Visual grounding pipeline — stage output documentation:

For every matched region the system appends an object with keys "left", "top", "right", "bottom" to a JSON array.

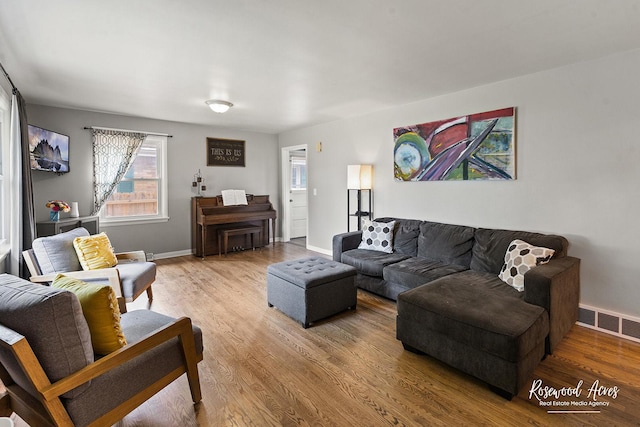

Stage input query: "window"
[
  {"left": 100, "top": 134, "right": 168, "bottom": 225},
  {"left": 290, "top": 157, "right": 307, "bottom": 190}
]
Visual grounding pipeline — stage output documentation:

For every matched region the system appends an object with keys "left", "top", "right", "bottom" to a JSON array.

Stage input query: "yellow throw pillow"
[
  {"left": 73, "top": 232, "right": 118, "bottom": 270},
  {"left": 52, "top": 274, "right": 127, "bottom": 355}
]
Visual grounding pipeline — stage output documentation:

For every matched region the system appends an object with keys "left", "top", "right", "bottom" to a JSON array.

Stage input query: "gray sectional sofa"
[{"left": 332, "top": 217, "right": 580, "bottom": 397}]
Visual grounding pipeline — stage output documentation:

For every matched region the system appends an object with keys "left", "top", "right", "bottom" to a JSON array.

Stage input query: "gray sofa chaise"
[{"left": 333, "top": 218, "right": 580, "bottom": 397}]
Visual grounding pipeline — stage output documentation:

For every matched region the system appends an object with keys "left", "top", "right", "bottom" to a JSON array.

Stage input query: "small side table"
[
  {"left": 36, "top": 216, "right": 100, "bottom": 237},
  {"left": 347, "top": 189, "right": 372, "bottom": 231}
]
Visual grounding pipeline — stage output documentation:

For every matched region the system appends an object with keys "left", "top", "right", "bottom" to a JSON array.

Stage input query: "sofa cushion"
[
  {"left": 119, "top": 309, "right": 203, "bottom": 355},
  {"left": 471, "top": 228, "right": 568, "bottom": 274},
  {"left": 31, "top": 227, "right": 90, "bottom": 274},
  {"left": 341, "top": 249, "right": 410, "bottom": 277},
  {"left": 383, "top": 258, "right": 468, "bottom": 289},
  {"left": 375, "top": 218, "right": 422, "bottom": 257},
  {"left": 0, "top": 274, "right": 94, "bottom": 398},
  {"left": 358, "top": 220, "right": 395, "bottom": 253},
  {"left": 51, "top": 274, "right": 127, "bottom": 355},
  {"left": 397, "top": 270, "right": 549, "bottom": 362},
  {"left": 498, "top": 240, "right": 555, "bottom": 292},
  {"left": 417, "top": 222, "right": 475, "bottom": 267}
]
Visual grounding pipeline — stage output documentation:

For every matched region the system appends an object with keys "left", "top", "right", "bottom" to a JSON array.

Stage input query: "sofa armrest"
[
  {"left": 524, "top": 256, "right": 580, "bottom": 354},
  {"left": 332, "top": 231, "right": 362, "bottom": 262}
]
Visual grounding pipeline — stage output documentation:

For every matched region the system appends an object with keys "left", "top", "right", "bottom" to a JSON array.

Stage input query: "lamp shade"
[
  {"left": 205, "top": 100, "right": 233, "bottom": 113},
  {"left": 347, "top": 164, "right": 373, "bottom": 190}
]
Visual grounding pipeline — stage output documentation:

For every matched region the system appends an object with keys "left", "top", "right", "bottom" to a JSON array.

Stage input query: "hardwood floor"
[{"left": 10, "top": 243, "right": 640, "bottom": 426}]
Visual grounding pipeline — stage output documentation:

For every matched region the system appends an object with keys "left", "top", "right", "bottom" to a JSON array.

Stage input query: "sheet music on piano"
[{"left": 221, "top": 189, "right": 248, "bottom": 206}]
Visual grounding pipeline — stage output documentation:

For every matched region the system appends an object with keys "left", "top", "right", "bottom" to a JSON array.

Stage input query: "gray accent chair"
[
  {"left": 23, "top": 227, "right": 155, "bottom": 309},
  {"left": 0, "top": 273, "right": 203, "bottom": 426}
]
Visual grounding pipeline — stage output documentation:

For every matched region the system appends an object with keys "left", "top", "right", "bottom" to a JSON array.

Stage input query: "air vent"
[{"left": 578, "top": 304, "right": 640, "bottom": 344}]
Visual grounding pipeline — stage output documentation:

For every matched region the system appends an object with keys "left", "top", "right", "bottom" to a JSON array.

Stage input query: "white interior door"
[
  {"left": 290, "top": 190, "right": 307, "bottom": 238},
  {"left": 289, "top": 151, "right": 307, "bottom": 239}
]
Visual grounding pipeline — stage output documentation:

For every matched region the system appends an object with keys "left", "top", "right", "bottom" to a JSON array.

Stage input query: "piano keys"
[{"left": 191, "top": 195, "right": 277, "bottom": 257}]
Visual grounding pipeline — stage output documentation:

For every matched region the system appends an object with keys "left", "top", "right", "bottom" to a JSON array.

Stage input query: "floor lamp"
[{"left": 347, "top": 164, "right": 373, "bottom": 231}]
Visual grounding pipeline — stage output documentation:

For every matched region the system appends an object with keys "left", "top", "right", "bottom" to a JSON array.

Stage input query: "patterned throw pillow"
[
  {"left": 498, "top": 239, "right": 555, "bottom": 291},
  {"left": 358, "top": 220, "right": 395, "bottom": 253},
  {"left": 73, "top": 232, "right": 118, "bottom": 270}
]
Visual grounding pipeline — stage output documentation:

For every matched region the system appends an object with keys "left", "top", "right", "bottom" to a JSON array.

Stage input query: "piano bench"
[{"left": 217, "top": 225, "right": 263, "bottom": 256}]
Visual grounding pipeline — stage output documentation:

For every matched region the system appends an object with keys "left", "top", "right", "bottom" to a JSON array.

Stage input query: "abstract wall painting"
[{"left": 393, "top": 107, "right": 516, "bottom": 181}]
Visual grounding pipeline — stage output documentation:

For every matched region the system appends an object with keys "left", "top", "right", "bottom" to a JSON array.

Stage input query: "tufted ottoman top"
[{"left": 267, "top": 257, "right": 357, "bottom": 289}]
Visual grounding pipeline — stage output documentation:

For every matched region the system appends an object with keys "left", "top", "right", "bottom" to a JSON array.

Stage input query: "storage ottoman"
[{"left": 267, "top": 257, "right": 357, "bottom": 328}]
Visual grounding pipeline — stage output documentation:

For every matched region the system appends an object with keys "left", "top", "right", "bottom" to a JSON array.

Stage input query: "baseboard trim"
[
  {"left": 307, "top": 244, "right": 331, "bottom": 256},
  {"left": 153, "top": 249, "right": 193, "bottom": 260},
  {"left": 578, "top": 304, "right": 640, "bottom": 344},
  {"left": 153, "top": 238, "right": 307, "bottom": 260}
]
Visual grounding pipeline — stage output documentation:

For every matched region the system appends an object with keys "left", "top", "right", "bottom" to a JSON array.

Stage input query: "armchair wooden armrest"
[
  {"left": 28, "top": 269, "right": 126, "bottom": 313},
  {"left": 29, "top": 268, "right": 123, "bottom": 297},
  {"left": 116, "top": 250, "right": 147, "bottom": 263},
  {"left": 42, "top": 317, "right": 201, "bottom": 403}
]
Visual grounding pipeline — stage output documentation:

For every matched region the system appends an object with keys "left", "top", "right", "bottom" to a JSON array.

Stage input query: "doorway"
[{"left": 281, "top": 145, "right": 308, "bottom": 244}]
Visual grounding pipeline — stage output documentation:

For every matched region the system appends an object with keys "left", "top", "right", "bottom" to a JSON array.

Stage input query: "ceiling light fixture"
[{"left": 205, "top": 99, "right": 233, "bottom": 113}]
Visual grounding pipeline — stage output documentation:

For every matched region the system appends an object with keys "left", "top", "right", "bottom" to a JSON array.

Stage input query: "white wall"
[
  {"left": 279, "top": 48, "right": 640, "bottom": 318},
  {"left": 27, "top": 105, "right": 279, "bottom": 255}
]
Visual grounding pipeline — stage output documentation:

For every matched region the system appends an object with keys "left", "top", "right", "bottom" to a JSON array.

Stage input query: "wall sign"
[{"left": 206, "top": 137, "right": 245, "bottom": 167}]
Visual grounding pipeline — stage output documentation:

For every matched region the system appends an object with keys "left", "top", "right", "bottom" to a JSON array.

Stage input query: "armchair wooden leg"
[
  {"left": 0, "top": 391, "right": 12, "bottom": 417},
  {"left": 146, "top": 286, "right": 153, "bottom": 302},
  {"left": 186, "top": 363, "right": 202, "bottom": 404},
  {"left": 117, "top": 297, "right": 127, "bottom": 314},
  {"left": 177, "top": 320, "right": 202, "bottom": 404}
]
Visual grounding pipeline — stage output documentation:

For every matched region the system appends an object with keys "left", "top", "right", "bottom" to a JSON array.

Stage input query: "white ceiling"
[{"left": 1, "top": 0, "right": 640, "bottom": 134}]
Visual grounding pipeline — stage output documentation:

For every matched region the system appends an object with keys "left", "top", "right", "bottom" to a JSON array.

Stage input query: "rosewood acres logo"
[{"left": 528, "top": 378, "right": 620, "bottom": 413}]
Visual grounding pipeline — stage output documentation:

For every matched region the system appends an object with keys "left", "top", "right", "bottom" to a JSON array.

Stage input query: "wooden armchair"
[
  {"left": 0, "top": 274, "right": 203, "bottom": 426},
  {"left": 23, "top": 227, "right": 155, "bottom": 308}
]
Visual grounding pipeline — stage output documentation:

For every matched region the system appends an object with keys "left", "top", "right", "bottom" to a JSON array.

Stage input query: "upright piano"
[{"left": 191, "top": 195, "right": 277, "bottom": 257}]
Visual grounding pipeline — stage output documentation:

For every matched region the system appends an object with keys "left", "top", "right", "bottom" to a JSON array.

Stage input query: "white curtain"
[
  {"left": 8, "top": 94, "right": 22, "bottom": 275},
  {"left": 92, "top": 129, "right": 146, "bottom": 215}
]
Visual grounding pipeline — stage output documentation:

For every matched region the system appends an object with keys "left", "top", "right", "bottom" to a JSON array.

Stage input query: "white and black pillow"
[
  {"left": 498, "top": 239, "right": 555, "bottom": 291},
  {"left": 358, "top": 220, "right": 395, "bottom": 253}
]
